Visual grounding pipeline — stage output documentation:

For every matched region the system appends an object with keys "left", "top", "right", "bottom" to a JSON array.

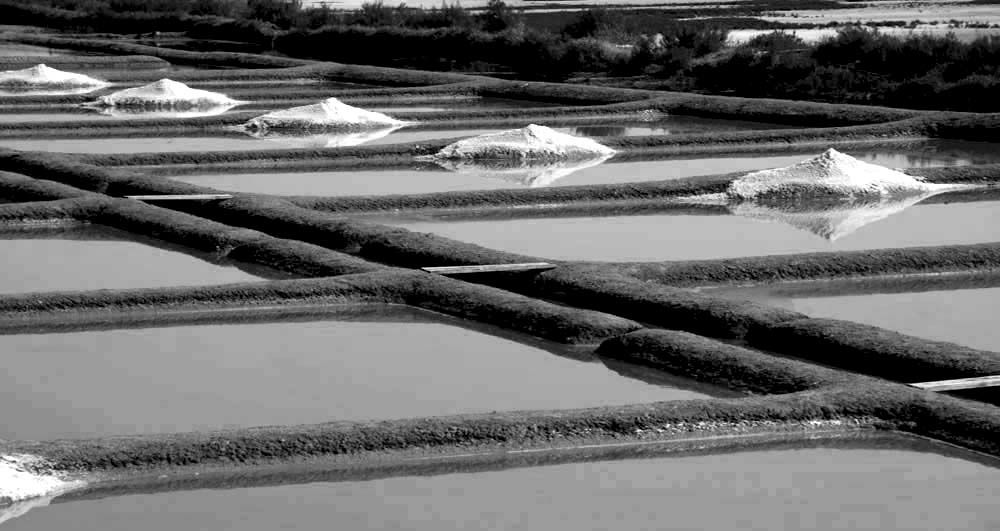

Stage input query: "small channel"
[
  {"left": 0, "top": 306, "right": 724, "bottom": 441},
  {"left": 375, "top": 200, "right": 1000, "bottom": 262},
  {"left": 5, "top": 436, "right": 999, "bottom": 530},
  {"left": 0, "top": 225, "right": 267, "bottom": 294},
  {"left": 169, "top": 140, "right": 1000, "bottom": 195}
]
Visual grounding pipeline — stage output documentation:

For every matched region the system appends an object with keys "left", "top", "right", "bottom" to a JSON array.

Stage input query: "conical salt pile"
[
  {"left": 727, "top": 148, "right": 953, "bottom": 202},
  {"left": 94, "top": 79, "right": 240, "bottom": 108},
  {"left": 432, "top": 124, "right": 616, "bottom": 161},
  {"left": 243, "top": 97, "right": 408, "bottom": 130},
  {"left": 0, "top": 64, "right": 106, "bottom": 88}
]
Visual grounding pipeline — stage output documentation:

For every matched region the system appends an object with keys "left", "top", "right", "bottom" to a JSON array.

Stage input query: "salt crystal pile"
[
  {"left": 0, "top": 64, "right": 106, "bottom": 88},
  {"left": 431, "top": 124, "right": 616, "bottom": 161},
  {"left": 727, "top": 148, "right": 953, "bottom": 202},
  {"left": 243, "top": 97, "right": 408, "bottom": 131},
  {"left": 0, "top": 454, "right": 82, "bottom": 508},
  {"left": 94, "top": 79, "right": 240, "bottom": 108}
]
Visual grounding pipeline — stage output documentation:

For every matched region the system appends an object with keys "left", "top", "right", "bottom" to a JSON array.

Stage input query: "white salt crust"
[
  {"left": 0, "top": 64, "right": 106, "bottom": 88},
  {"left": 0, "top": 454, "right": 82, "bottom": 507},
  {"left": 431, "top": 124, "right": 617, "bottom": 161},
  {"left": 94, "top": 79, "right": 240, "bottom": 108},
  {"left": 243, "top": 97, "right": 409, "bottom": 130},
  {"left": 727, "top": 148, "right": 955, "bottom": 200}
]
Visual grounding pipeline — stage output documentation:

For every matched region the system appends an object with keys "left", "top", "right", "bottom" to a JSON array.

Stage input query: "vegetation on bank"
[{"left": 5, "top": 1, "right": 1000, "bottom": 110}]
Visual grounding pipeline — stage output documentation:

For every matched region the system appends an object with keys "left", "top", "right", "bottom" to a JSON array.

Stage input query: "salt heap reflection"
[
  {"left": 244, "top": 124, "right": 407, "bottom": 148},
  {"left": 432, "top": 154, "right": 614, "bottom": 187},
  {"left": 684, "top": 149, "right": 973, "bottom": 240},
  {"left": 430, "top": 124, "right": 616, "bottom": 161}
]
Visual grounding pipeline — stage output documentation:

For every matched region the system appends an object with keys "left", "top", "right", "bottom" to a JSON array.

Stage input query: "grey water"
[
  {"left": 5, "top": 443, "right": 999, "bottom": 530},
  {"left": 169, "top": 140, "right": 1000, "bottom": 195},
  {"left": 709, "top": 284, "right": 1000, "bottom": 352},
  {"left": 0, "top": 226, "right": 262, "bottom": 294},
  {"left": 378, "top": 200, "right": 1000, "bottom": 262},
  {"left": 0, "top": 307, "right": 719, "bottom": 441}
]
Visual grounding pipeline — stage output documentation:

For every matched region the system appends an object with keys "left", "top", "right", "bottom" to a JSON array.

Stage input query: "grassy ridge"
[
  {"left": 0, "top": 197, "right": 102, "bottom": 224},
  {"left": 0, "top": 268, "right": 642, "bottom": 344},
  {"left": 0, "top": 54, "right": 170, "bottom": 70},
  {"left": 598, "top": 329, "right": 853, "bottom": 394},
  {"left": 624, "top": 243, "right": 1000, "bottom": 287},
  {"left": 0, "top": 170, "right": 93, "bottom": 201},
  {"left": 748, "top": 318, "right": 1000, "bottom": 382},
  {"left": 532, "top": 266, "right": 806, "bottom": 339},
  {"left": 5, "top": 384, "right": 1000, "bottom": 473},
  {"left": 291, "top": 173, "right": 735, "bottom": 213},
  {"left": 10, "top": 34, "right": 312, "bottom": 68}
]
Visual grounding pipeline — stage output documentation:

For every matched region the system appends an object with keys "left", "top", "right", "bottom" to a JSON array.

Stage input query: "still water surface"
[
  {"left": 5, "top": 446, "right": 999, "bottom": 530},
  {"left": 0, "top": 227, "right": 261, "bottom": 294},
  {"left": 0, "top": 310, "right": 714, "bottom": 440},
  {"left": 382, "top": 200, "right": 1000, "bottom": 262},
  {"left": 714, "top": 285, "right": 1000, "bottom": 352},
  {"left": 171, "top": 141, "right": 1000, "bottom": 195}
]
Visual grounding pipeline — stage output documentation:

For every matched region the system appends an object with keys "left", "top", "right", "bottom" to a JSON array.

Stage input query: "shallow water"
[
  {"left": 0, "top": 116, "right": 790, "bottom": 153},
  {"left": 6, "top": 444, "right": 1000, "bottom": 530},
  {"left": 169, "top": 140, "right": 1000, "bottom": 195},
  {"left": 0, "top": 109, "right": 248, "bottom": 123},
  {"left": 0, "top": 308, "right": 716, "bottom": 440},
  {"left": 714, "top": 285, "right": 1000, "bottom": 352},
  {"left": 0, "top": 44, "right": 87, "bottom": 57},
  {"left": 0, "top": 226, "right": 262, "bottom": 294},
  {"left": 380, "top": 200, "right": 1000, "bottom": 262}
]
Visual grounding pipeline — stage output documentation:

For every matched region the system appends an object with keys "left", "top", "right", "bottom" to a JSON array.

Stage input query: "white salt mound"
[
  {"left": 0, "top": 64, "right": 106, "bottom": 88},
  {"left": 432, "top": 124, "right": 616, "bottom": 161},
  {"left": 95, "top": 79, "right": 240, "bottom": 108},
  {"left": 434, "top": 154, "right": 614, "bottom": 188},
  {"left": 727, "top": 148, "right": 954, "bottom": 201},
  {"left": 0, "top": 454, "right": 82, "bottom": 507},
  {"left": 243, "top": 97, "right": 408, "bottom": 130}
]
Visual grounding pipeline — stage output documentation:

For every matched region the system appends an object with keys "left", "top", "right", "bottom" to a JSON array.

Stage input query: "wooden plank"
[
  {"left": 125, "top": 194, "right": 234, "bottom": 201},
  {"left": 909, "top": 375, "right": 1000, "bottom": 392},
  {"left": 422, "top": 262, "right": 556, "bottom": 275}
]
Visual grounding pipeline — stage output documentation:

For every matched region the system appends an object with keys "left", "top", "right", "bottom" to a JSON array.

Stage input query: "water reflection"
[
  {"left": 433, "top": 154, "right": 614, "bottom": 187},
  {"left": 87, "top": 103, "right": 241, "bottom": 119},
  {"left": 0, "top": 86, "right": 104, "bottom": 97},
  {"left": 242, "top": 124, "right": 408, "bottom": 148},
  {"left": 728, "top": 192, "right": 941, "bottom": 241}
]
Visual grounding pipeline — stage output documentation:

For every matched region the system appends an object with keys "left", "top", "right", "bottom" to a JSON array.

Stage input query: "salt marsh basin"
[
  {"left": 6, "top": 439, "right": 999, "bottom": 531},
  {"left": 0, "top": 307, "right": 722, "bottom": 440}
]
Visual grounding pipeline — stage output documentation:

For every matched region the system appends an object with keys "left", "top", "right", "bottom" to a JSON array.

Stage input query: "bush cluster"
[{"left": 688, "top": 27, "right": 1000, "bottom": 111}]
